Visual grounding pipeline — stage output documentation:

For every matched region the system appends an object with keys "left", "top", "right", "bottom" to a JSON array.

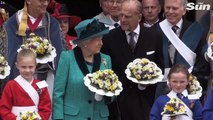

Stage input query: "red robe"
[
  {"left": 0, "top": 15, "right": 4, "bottom": 26},
  {"left": 0, "top": 79, "right": 51, "bottom": 120}
]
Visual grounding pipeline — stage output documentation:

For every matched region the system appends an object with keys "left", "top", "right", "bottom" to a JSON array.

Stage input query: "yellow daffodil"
[
  {"left": 19, "top": 111, "right": 41, "bottom": 120},
  {"left": 161, "top": 98, "right": 186, "bottom": 116}
]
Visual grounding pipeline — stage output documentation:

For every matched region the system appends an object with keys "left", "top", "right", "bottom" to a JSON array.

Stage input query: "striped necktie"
[
  {"left": 128, "top": 32, "right": 137, "bottom": 52},
  {"left": 169, "top": 25, "right": 179, "bottom": 64},
  {"left": 177, "top": 93, "right": 184, "bottom": 99},
  {"left": 172, "top": 25, "right": 179, "bottom": 34}
]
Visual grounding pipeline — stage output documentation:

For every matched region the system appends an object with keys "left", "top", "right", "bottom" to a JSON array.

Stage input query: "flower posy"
[
  {"left": 161, "top": 98, "right": 186, "bottom": 116},
  {"left": 187, "top": 74, "right": 202, "bottom": 94},
  {"left": 21, "top": 33, "right": 54, "bottom": 58},
  {"left": 89, "top": 69, "right": 119, "bottom": 92},
  {"left": 19, "top": 111, "right": 41, "bottom": 120},
  {"left": 129, "top": 58, "right": 159, "bottom": 80},
  {"left": 0, "top": 54, "right": 8, "bottom": 76}
]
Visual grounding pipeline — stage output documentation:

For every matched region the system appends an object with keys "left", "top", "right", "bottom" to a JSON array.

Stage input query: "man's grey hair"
[
  {"left": 181, "top": 0, "right": 188, "bottom": 9},
  {"left": 123, "top": 0, "right": 142, "bottom": 15},
  {"left": 164, "top": 0, "right": 188, "bottom": 9}
]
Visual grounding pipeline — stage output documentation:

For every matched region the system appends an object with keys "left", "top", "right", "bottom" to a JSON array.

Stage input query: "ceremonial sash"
[
  {"left": 159, "top": 19, "right": 196, "bottom": 67},
  {"left": 14, "top": 75, "right": 39, "bottom": 106}
]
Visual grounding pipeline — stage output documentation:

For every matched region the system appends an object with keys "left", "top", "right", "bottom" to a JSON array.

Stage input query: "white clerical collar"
[
  {"left": 108, "top": 15, "right": 120, "bottom": 25},
  {"left": 28, "top": 14, "right": 38, "bottom": 24},
  {"left": 170, "top": 89, "right": 188, "bottom": 97},
  {"left": 144, "top": 19, "right": 159, "bottom": 27}
]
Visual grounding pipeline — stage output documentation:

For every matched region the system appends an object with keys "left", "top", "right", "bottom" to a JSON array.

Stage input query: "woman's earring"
[{"left": 84, "top": 45, "right": 87, "bottom": 48}]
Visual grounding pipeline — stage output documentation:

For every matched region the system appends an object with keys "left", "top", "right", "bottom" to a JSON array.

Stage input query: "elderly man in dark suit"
[
  {"left": 155, "top": 0, "right": 210, "bottom": 100},
  {"left": 101, "top": 0, "right": 164, "bottom": 120}
]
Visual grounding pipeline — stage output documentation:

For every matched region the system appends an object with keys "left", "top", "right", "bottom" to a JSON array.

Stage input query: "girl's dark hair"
[
  {"left": 162, "top": 64, "right": 189, "bottom": 94},
  {"left": 167, "top": 64, "right": 189, "bottom": 80}
]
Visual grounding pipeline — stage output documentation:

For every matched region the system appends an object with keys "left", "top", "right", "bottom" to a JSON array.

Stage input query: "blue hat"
[{"left": 73, "top": 19, "right": 109, "bottom": 44}]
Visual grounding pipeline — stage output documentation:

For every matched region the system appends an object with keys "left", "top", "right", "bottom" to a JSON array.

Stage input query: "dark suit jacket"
[
  {"left": 101, "top": 25, "right": 164, "bottom": 120},
  {"left": 181, "top": 20, "right": 210, "bottom": 91}
]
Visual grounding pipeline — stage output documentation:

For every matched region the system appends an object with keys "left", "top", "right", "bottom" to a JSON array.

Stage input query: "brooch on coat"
[
  {"left": 37, "top": 88, "right": 42, "bottom": 95},
  {"left": 101, "top": 58, "right": 107, "bottom": 68},
  {"left": 36, "top": 80, "right": 48, "bottom": 95}
]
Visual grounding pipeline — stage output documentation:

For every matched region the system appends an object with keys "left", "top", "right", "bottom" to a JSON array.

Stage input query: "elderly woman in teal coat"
[{"left": 52, "top": 19, "right": 112, "bottom": 120}]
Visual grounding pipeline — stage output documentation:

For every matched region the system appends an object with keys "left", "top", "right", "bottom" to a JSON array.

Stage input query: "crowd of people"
[{"left": 0, "top": 0, "right": 212, "bottom": 120}]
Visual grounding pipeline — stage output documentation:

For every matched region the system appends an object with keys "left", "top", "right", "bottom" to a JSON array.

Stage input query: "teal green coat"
[{"left": 52, "top": 50, "right": 112, "bottom": 120}]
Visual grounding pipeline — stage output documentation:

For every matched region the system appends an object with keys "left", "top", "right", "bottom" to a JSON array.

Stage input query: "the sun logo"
[{"left": 187, "top": 2, "right": 211, "bottom": 11}]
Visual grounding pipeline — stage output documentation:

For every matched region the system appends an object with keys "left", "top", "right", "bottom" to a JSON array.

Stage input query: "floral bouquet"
[
  {"left": 18, "top": 33, "right": 56, "bottom": 64},
  {"left": 125, "top": 58, "right": 163, "bottom": 85},
  {"left": 187, "top": 74, "right": 202, "bottom": 99},
  {"left": 0, "top": 54, "right": 10, "bottom": 79},
  {"left": 84, "top": 69, "right": 123, "bottom": 99},
  {"left": 19, "top": 111, "right": 41, "bottom": 120},
  {"left": 161, "top": 98, "right": 186, "bottom": 117}
]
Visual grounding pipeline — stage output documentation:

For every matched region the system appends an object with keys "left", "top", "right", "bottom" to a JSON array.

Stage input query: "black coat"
[{"left": 101, "top": 25, "right": 164, "bottom": 120}]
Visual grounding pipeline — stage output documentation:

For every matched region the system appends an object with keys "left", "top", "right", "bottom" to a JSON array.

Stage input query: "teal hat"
[{"left": 73, "top": 19, "right": 109, "bottom": 44}]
